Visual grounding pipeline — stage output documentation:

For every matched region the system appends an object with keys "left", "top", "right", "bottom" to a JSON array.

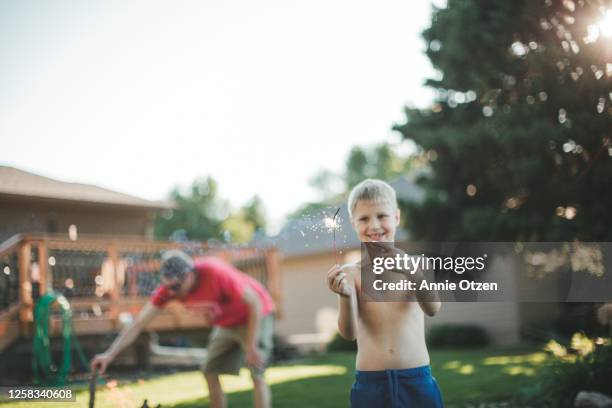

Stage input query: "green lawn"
[{"left": 1, "top": 346, "right": 549, "bottom": 408}]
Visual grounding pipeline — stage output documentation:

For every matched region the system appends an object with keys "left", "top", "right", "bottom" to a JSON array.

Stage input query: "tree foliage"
[
  {"left": 154, "top": 177, "right": 226, "bottom": 241},
  {"left": 395, "top": 0, "right": 612, "bottom": 241},
  {"left": 345, "top": 144, "right": 410, "bottom": 189},
  {"left": 287, "top": 143, "right": 411, "bottom": 220},
  {"left": 154, "top": 177, "right": 268, "bottom": 243},
  {"left": 221, "top": 195, "right": 268, "bottom": 243}
]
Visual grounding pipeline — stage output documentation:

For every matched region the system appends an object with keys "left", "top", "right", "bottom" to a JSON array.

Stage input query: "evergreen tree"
[{"left": 395, "top": 0, "right": 612, "bottom": 241}]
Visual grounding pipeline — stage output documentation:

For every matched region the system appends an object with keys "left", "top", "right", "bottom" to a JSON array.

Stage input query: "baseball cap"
[{"left": 160, "top": 250, "right": 194, "bottom": 280}]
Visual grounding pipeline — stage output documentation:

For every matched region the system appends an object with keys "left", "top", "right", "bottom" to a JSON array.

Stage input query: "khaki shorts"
[{"left": 201, "top": 314, "right": 274, "bottom": 377}]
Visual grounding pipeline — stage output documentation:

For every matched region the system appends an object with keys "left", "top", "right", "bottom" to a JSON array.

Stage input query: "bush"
[
  {"left": 517, "top": 334, "right": 612, "bottom": 407},
  {"left": 427, "top": 324, "right": 490, "bottom": 348},
  {"left": 326, "top": 332, "right": 357, "bottom": 352}
]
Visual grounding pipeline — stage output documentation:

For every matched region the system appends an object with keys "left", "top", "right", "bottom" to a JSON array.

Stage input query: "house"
[
  {"left": 0, "top": 166, "right": 282, "bottom": 376},
  {"left": 0, "top": 166, "right": 170, "bottom": 241}
]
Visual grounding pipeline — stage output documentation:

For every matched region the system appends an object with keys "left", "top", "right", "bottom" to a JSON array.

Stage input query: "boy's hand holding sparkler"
[
  {"left": 324, "top": 207, "right": 356, "bottom": 297},
  {"left": 325, "top": 207, "right": 354, "bottom": 296},
  {"left": 327, "top": 264, "right": 354, "bottom": 297}
]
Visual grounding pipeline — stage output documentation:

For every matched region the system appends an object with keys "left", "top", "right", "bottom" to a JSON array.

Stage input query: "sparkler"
[{"left": 324, "top": 208, "right": 342, "bottom": 264}]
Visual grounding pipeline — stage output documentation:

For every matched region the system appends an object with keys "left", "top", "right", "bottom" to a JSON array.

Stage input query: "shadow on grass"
[
  {"left": 170, "top": 371, "right": 354, "bottom": 408},
  {"left": 430, "top": 348, "right": 549, "bottom": 405},
  {"left": 49, "top": 348, "right": 542, "bottom": 408},
  {"left": 169, "top": 348, "right": 547, "bottom": 407}
]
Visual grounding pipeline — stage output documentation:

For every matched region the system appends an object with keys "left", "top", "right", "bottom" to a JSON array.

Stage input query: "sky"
[{"left": 0, "top": 0, "right": 439, "bottom": 231}]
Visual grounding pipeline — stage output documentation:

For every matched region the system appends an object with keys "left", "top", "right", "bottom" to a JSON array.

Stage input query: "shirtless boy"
[{"left": 327, "top": 179, "right": 443, "bottom": 407}]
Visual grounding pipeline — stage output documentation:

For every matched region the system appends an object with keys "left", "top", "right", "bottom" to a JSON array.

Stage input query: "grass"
[{"left": 0, "top": 346, "right": 549, "bottom": 408}]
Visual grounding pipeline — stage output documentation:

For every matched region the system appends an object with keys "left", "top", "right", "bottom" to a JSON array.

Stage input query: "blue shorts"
[{"left": 350, "top": 365, "right": 444, "bottom": 408}]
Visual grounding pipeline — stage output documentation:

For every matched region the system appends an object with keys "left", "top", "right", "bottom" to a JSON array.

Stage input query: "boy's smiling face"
[{"left": 351, "top": 199, "right": 400, "bottom": 242}]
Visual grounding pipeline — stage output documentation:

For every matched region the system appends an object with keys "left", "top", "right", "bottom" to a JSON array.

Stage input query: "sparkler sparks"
[
  {"left": 324, "top": 213, "right": 340, "bottom": 232},
  {"left": 324, "top": 208, "right": 342, "bottom": 264},
  {"left": 293, "top": 208, "right": 345, "bottom": 262}
]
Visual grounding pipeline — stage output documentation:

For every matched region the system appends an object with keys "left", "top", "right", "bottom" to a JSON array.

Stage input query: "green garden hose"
[{"left": 32, "top": 293, "right": 89, "bottom": 386}]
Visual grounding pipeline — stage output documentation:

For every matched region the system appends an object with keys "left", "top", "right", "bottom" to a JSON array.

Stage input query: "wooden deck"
[{"left": 0, "top": 234, "right": 280, "bottom": 352}]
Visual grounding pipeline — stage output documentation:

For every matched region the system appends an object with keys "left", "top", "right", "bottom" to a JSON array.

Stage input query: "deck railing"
[{"left": 0, "top": 234, "right": 281, "bottom": 352}]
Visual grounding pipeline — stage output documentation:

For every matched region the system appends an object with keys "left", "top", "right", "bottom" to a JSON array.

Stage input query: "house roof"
[
  {"left": 272, "top": 203, "right": 363, "bottom": 258},
  {"left": 0, "top": 166, "right": 171, "bottom": 209},
  {"left": 258, "top": 175, "right": 423, "bottom": 258}
]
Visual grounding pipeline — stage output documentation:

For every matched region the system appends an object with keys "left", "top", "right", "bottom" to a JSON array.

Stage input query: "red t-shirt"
[{"left": 151, "top": 257, "right": 275, "bottom": 327}]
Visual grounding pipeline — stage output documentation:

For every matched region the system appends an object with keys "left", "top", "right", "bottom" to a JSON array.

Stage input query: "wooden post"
[
  {"left": 37, "top": 240, "right": 48, "bottom": 296},
  {"left": 128, "top": 263, "right": 138, "bottom": 297},
  {"left": 18, "top": 241, "right": 32, "bottom": 336},
  {"left": 265, "top": 248, "right": 282, "bottom": 319},
  {"left": 107, "top": 241, "right": 120, "bottom": 327}
]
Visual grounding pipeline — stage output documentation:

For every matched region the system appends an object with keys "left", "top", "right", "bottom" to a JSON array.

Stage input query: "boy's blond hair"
[{"left": 347, "top": 179, "right": 397, "bottom": 219}]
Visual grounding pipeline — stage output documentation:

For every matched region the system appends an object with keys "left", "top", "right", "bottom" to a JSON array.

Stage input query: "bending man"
[{"left": 91, "top": 250, "right": 275, "bottom": 408}]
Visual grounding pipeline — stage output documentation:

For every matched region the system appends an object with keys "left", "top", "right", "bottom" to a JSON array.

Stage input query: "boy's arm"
[
  {"left": 327, "top": 265, "right": 358, "bottom": 340},
  {"left": 410, "top": 271, "right": 441, "bottom": 316},
  {"left": 367, "top": 242, "right": 441, "bottom": 316}
]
